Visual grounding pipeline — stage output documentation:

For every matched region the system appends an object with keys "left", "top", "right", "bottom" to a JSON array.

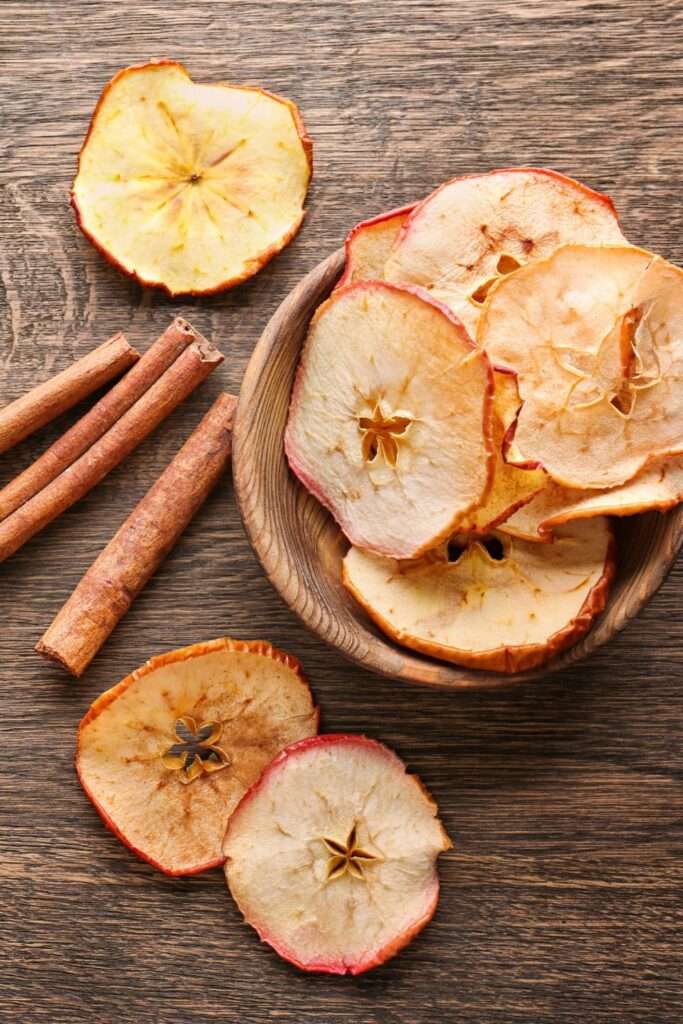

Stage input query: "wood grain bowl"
[{"left": 233, "top": 249, "right": 683, "bottom": 690}]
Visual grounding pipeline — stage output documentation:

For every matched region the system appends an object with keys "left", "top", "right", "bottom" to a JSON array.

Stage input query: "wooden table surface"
[{"left": 2, "top": 2, "right": 682, "bottom": 1022}]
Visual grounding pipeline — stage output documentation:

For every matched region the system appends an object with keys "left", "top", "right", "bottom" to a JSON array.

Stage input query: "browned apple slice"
[
  {"left": 72, "top": 61, "right": 312, "bottom": 296},
  {"left": 285, "top": 281, "right": 494, "bottom": 558},
  {"left": 76, "top": 638, "right": 318, "bottom": 876},
  {"left": 501, "top": 455, "right": 683, "bottom": 541},
  {"left": 456, "top": 370, "right": 546, "bottom": 533},
  {"left": 343, "top": 519, "right": 615, "bottom": 673},
  {"left": 479, "top": 245, "right": 683, "bottom": 489},
  {"left": 223, "top": 734, "right": 451, "bottom": 974},
  {"left": 384, "top": 168, "right": 626, "bottom": 337},
  {"left": 335, "top": 203, "right": 416, "bottom": 289}
]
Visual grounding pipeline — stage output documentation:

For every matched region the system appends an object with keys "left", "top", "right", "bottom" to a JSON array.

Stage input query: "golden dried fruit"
[
  {"left": 479, "top": 246, "right": 683, "bottom": 488},
  {"left": 335, "top": 203, "right": 415, "bottom": 289},
  {"left": 455, "top": 370, "right": 546, "bottom": 533},
  {"left": 501, "top": 455, "right": 683, "bottom": 541},
  {"left": 76, "top": 638, "right": 318, "bottom": 875},
  {"left": 72, "top": 61, "right": 312, "bottom": 295},
  {"left": 343, "top": 520, "right": 615, "bottom": 672}
]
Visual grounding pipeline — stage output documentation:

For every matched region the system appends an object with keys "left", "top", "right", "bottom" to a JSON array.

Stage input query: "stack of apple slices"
[{"left": 286, "top": 168, "right": 683, "bottom": 672}]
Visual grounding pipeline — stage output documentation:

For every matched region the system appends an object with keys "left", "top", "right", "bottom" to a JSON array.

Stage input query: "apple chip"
[
  {"left": 285, "top": 281, "right": 494, "bottom": 558},
  {"left": 335, "top": 203, "right": 415, "bottom": 289},
  {"left": 76, "top": 638, "right": 318, "bottom": 876},
  {"left": 224, "top": 734, "right": 451, "bottom": 974},
  {"left": 456, "top": 370, "right": 546, "bottom": 533},
  {"left": 501, "top": 455, "right": 683, "bottom": 541},
  {"left": 343, "top": 519, "right": 615, "bottom": 673},
  {"left": 384, "top": 168, "right": 625, "bottom": 337},
  {"left": 479, "top": 245, "right": 683, "bottom": 488},
  {"left": 72, "top": 60, "right": 312, "bottom": 295}
]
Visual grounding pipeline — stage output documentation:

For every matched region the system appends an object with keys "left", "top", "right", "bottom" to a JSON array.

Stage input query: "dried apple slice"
[
  {"left": 71, "top": 60, "right": 312, "bottom": 296},
  {"left": 223, "top": 734, "right": 451, "bottom": 974},
  {"left": 501, "top": 455, "right": 683, "bottom": 541},
  {"left": 479, "top": 245, "right": 683, "bottom": 489},
  {"left": 76, "top": 638, "right": 318, "bottom": 876},
  {"left": 456, "top": 369, "right": 546, "bottom": 532},
  {"left": 343, "top": 519, "right": 615, "bottom": 673},
  {"left": 285, "top": 281, "right": 494, "bottom": 558},
  {"left": 335, "top": 203, "right": 416, "bottom": 289},
  {"left": 499, "top": 486, "right": 581, "bottom": 543},
  {"left": 384, "top": 167, "right": 625, "bottom": 337}
]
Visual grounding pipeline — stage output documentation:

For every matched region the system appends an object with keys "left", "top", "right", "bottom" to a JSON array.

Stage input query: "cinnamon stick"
[
  {"left": 0, "top": 333, "right": 139, "bottom": 455},
  {"left": 0, "top": 333, "right": 223, "bottom": 563},
  {"left": 36, "top": 393, "right": 237, "bottom": 677},
  {"left": 0, "top": 318, "right": 198, "bottom": 522}
]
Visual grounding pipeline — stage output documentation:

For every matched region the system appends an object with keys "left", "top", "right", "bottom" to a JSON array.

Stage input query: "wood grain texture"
[{"left": 1, "top": 2, "right": 682, "bottom": 1022}]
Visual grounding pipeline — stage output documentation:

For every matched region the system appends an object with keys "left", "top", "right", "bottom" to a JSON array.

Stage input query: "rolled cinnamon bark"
[
  {"left": 36, "top": 393, "right": 237, "bottom": 677},
  {"left": 0, "top": 318, "right": 198, "bottom": 522},
  {"left": 0, "top": 333, "right": 223, "bottom": 563},
  {"left": 0, "top": 333, "right": 139, "bottom": 455}
]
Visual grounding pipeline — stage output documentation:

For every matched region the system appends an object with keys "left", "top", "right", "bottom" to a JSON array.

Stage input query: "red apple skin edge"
[
  {"left": 224, "top": 733, "right": 450, "bottom": 976},
  {"left": 75, "top": 639, "right": 318, "bottom": 877},
  {"left": 489, "top": 362, "right": 544, "bottom": 474},
  {"left": 284, "top": 279, "right": 496, "bottom": 558},
  {"left": 70, "top": 59, "right": 313, "bottom": 298},
  {"left": 468, "top": 362, "right": 546, "bottom": 531},
  {"left": 74, "top": 672, "right": 218, "bottom": 877},
  {"left": 77, "top": 762, "right": 219, "bottom": 877},
  {"left": 335, "top": 202, "right": 417, "bottom": 290},
  {"left": 344, "top": 530, "right": 616, "bottom": 675},
  {"left": 392, "top": 165, "right": 622, "bottom": 254}
]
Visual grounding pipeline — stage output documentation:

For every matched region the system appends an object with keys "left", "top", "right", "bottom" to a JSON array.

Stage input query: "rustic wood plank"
[{"left": 0, "top": 2, "right": 682, "bottom": 1022}]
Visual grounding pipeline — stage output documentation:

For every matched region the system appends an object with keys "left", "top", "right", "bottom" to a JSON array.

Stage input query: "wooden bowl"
[{"left": 233, "top": 250, "right": 683, "bottom": 690}]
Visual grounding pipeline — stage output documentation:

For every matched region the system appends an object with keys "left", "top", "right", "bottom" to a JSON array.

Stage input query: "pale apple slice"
[
  {"left": 76, "top": 638, "right": 318, "bottom": 876},
  {"left": 384, "top": 167, "right": 626, "bottom": 337},
  {"left": 72, "top": 60, "right": 312, "bottom": 296},
  {"left": 335, "top": 203, "right": 416, "bottom": 290},
  {"left": 479, "top": 245, "right": 683, "bottom": 489},
  {"left": 456, "top": 369, "right": 546, "bottom": 532},
  {"left": 501, "top": 455, "right": 683, "bottom": 542},
  {"left": 343, "top": 519, "right": 615, "bottom": 673},
  {"left": 285, "top": 281, "right": 494, "bottom": 558},
  {"left": 223, "top": 734, "right": 451, "bottom": 975}
]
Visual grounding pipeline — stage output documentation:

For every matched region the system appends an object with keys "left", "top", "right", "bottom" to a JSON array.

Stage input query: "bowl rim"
[{"left": 233, "top": 248, "right": 683, "bottom": 690}]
